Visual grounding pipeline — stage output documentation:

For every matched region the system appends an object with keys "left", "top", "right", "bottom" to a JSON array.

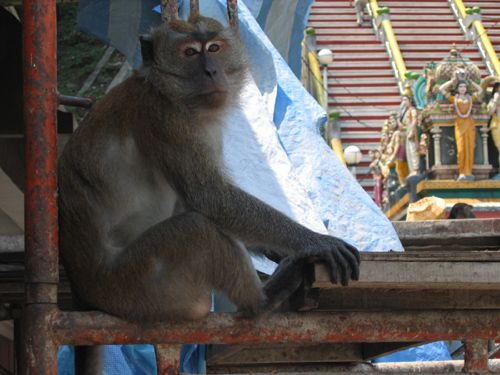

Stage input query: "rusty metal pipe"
[
  {"left": 464, "top": 339, "right": 490, "bottom": 373},
  {"left": 190, "top": 0, "right": 199, "bottom": 13},
  {"left": 58, "top": 94, "right": 95, "bottom": 108},
  {"left": 52, "top": 310, "right": 500, "bottom": 347},
  {"left": 155, "top": 344, "right": 183, "bottom": 375},
  {"left": 227, "top": 0, "right": 238, "bottom": 31},
  {"left": 22, "top": 0, "right": 59, "bottom": 371},
  {"left": 161, "top": 0, "right": 178, "bottom": 23},
  {"left": 23, "top": 0, "right": 58, "bottom": 291}
]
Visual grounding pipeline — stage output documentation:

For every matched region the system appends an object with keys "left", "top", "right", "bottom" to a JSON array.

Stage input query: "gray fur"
[{"left": 58, "top": 14, "right": 360, "bottom": 374}]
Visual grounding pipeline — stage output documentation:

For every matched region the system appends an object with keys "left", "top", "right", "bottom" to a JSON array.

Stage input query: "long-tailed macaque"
[{"left": 58, "top": 13, "right": 360, "bottom": 373}]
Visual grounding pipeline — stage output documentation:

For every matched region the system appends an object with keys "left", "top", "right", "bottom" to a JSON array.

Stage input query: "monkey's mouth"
[{"left": 198, "top": 91, "right": 228, "bottom": 108}]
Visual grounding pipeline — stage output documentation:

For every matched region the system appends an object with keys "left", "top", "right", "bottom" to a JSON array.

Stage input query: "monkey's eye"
[
  {"left": 185, "top": 48, "right": 198, "bottom": 56},
  {"left": 206, "top": 42, "right": 220, "bottom": 53},
  {"left": 184, "top": 42, "right": 202, "bottom": 57}
]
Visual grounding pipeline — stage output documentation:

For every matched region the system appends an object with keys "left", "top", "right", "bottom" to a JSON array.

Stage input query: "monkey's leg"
[
  {"left": 107, "top": 211, "right": 265, "bottom": 322},
  {"left": 260, "top": 257, "right": 307, "bottom": 313}
]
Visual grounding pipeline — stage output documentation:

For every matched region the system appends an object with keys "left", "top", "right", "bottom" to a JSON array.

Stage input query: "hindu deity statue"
[
  {"left": 440, "top": 68, "right": 483, "bottom": 181},
  {"left": 398, "top": 83, "right": 420, "bottom": 177},
  {"left": 488, "top": 82, "right": 500, "bottom": 172},
  {"left": 386, "top": 110, "right": 408, "bottom": 185}
]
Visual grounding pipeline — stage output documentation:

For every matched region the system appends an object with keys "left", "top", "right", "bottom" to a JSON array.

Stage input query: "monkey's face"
[
  {"left": 176, "top": 39, "right": 230, "bottom": 108},
  {"left": 139, "top": 13, "right": 247, "bottom": 111}
]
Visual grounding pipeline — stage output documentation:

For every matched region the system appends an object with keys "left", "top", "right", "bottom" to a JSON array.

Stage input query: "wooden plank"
[
  {"left": 360, "top": 251, "right": 500, "bottom": 261},
  {"left": 313, "top": 261, "right": 500, "bottom": 289},
  {"left": 207, "top": 343, "right": 364, "bottom": 366},
  {"left": 314, "top": 288, "right": 500, "bottom": 310},
  {"left": 393, "top": 218, "right": 500, "bottom": 248}
]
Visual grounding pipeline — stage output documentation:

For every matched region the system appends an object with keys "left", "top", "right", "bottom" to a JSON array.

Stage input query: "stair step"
[
  {"left": 328, "top": 86, "right": 401, "bottom": 95},
  {"left": 308, "top": 0, "right": 496, "bottom": 195},
  {"left": 330, "top": 80, "right": 399, "bottom": 86},
  {"left": 392, "top": 23, "right": 464, "bottom": 28}
]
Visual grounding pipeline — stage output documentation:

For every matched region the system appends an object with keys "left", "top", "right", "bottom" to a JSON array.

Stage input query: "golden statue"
[
  {"left": 440, "top": 72, "right": 483, "bottom": 180},
  {"left": 488, "top": 82, "right": 500, "bottom": 169},
  {"left": 387, "top": 111, "right": 408, "bottom": 185}
]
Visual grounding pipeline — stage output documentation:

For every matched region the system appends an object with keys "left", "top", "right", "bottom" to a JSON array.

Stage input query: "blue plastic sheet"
[
  {"left": 373, "top": 341, "right": 452, "bottom": 363},
  {"left": 60, "top": 0, "right": 406, "bottom": 373}
]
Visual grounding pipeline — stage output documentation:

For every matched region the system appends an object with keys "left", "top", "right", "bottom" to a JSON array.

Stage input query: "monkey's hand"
[{"left": 308, "top": 235, "right": 360, "bottom": 287}]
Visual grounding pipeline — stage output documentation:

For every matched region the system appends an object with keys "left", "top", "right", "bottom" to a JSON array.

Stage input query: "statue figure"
[
  {"left": 440, "top": 74, "right": 483, "bottom": 181},
  {"left": 369, "top": 150, "right": 383, "bottom": 207},
  {"left": 488, "top": 82, "right": 500, "bottom": 171},
  {"left": 398, "top": 83, "right": 420, "bottom": 176},
  {"left": 387, "top": 112, "right": 408, "bottom": 185},
  {"left": 353, "top": 0, "right": 369, "bottom": 25}
]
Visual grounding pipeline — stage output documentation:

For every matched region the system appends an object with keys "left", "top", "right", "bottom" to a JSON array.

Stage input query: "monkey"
[
  {"left": 58, "top": 13, "right": 360, "bottom": 373},
  {"left": 447, "top": 203, "right": 476, "bottom": 219}
]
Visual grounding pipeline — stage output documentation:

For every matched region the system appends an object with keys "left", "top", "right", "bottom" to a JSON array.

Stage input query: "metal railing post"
[{"left": 22, "top": 0, "right": 60, "bottom": 371}]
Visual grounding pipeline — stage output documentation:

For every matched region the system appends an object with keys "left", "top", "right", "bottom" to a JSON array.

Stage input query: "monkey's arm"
[{"left": 150, "top": 143, "right": 360, "bottom": 286}]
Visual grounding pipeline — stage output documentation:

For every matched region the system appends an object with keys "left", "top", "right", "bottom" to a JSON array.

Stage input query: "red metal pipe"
[
  {"left": 161, "top": 0, "right": 178, "bottom": 23},
  {"left": 464, "top": 339, "right": 490, "bottom": 373},
  {"left": 22, "top": 0, "right": 59, "bottom": 371},
  {"left": 190, "top": 0, "right": 199, "bottom": 13},
  {"left": 155, "top": 344, "right": 183, "bottom": 375},
  {"left": 23, "top": 0, "right": 59, "bottom": 291},
  {"left": 227, "top": 0, "right": 238, "bottom": 31},
  {"left": 52, "top": 310, "right": 500, "bottom": 346},
  {"left": 24, "top": 305, "right": 59, "bottom": 375}
]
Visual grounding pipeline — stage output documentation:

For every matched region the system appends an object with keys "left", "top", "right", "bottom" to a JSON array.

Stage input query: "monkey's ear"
[{"left": 140, "top": 35, "right": 154, "bottom": 64}]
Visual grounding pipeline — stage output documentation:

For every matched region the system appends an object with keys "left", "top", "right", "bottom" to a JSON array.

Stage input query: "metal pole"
[
  {"left": 161, "top": 0, "right": 178, "bottom": 23},
  {"left": 190, "top": 0, "right": 199, "bottom": 13},
  {"left": 464, "top": 339, "right": 490, "bottom": 373},
  {"left": 22, "top": 0, "right": 59, "bottom": 371},
  {"left": 322, "top": 64, "right": 328, "bottom": 110},
  {"left": 227, "top": 0, "right": 238, "bottom": 31},
  {"left": 155, "top": 344, "right": 183, "bottom": 375},
  {"left": 53, "top": 310, "right": 500, "bottom": 346}
]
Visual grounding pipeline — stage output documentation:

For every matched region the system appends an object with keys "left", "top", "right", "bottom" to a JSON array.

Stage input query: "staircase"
[
  {"left": 308, "top": 0, "right": 494, "bottom": 197},
  {"left": 463, "top": 0, "right": 500, "bottom": 53},
  {"left": 308, "top": 1, "right": 401, "bottom": 195},
  {"left": 378, "top": 0, "right": 487, "bottom": 78}
]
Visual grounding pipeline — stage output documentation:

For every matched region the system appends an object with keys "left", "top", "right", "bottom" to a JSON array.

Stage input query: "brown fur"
[{"left": 58, "top": 14, "right": 360, "bottom": 374}]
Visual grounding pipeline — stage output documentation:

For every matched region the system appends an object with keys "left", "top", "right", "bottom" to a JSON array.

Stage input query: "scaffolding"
[{"left": 11, "top": 0, "right": 500, "bottom": 372}]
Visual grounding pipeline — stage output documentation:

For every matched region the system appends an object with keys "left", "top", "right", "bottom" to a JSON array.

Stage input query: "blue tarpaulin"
[{"left": 57, "top": 0, "right": 425, "bottom": 373}]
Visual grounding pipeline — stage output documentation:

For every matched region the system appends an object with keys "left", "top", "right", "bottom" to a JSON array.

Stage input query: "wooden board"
[
  {"left": 392, "top": 218, "right": 500, "bottom": 249},
  {"left": 313, "top": 261, "right": 500, "bottom": 290},
  {"left": 311, "top": 288, "right": 500, "bottom": 310}
]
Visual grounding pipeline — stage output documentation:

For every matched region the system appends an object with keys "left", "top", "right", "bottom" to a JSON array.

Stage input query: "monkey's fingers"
[
  {"left": 325, "top": 238, "right": 358, "bottom": 286},
  {"left": 339, "top": 243, "right": 361, "bottom": 281},
  {"left": 322, "top": 253, "right": 339, "bottom": 286},
  {"left": 338, "top": 256, "right": 351, "bottom": 287}
]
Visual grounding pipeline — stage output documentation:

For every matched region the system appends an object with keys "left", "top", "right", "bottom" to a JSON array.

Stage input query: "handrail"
[
  {"left": 450, "top": 0, "right": 500, "bottom": 76},
  {"left": 475, "top": 21, "right": 500, "bottom": 76},
  {"left": 368, "top": 0, "right": 407, "bottom": 93},
  {"left": 307, "top": 50, "right": 327, "bottom": 109}
]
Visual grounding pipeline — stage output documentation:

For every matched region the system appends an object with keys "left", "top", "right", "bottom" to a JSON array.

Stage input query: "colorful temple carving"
[{"left": 369, "top": 45, "right": 500, "bottom": 217}]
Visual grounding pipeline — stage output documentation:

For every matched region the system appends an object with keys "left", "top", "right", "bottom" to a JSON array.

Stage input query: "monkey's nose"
[{"left": 205, "top": 68, "right": 217, "bottom": 77}]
